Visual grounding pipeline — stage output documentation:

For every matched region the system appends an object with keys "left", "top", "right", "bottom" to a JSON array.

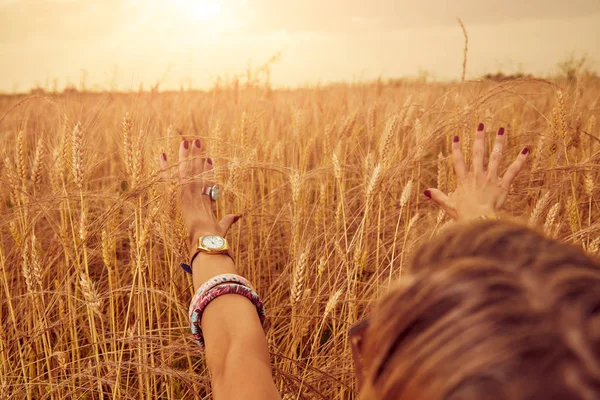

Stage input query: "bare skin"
[
  {"left": 424, "top": 124, "right": 529, "bottom": 220},
  {"left": 159, "top": 138, "right": 281, "bottom": 400}
]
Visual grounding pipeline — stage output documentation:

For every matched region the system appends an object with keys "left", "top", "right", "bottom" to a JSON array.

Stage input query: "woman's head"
[{"left": 360, "top": 220, "right": 600, "bottom": 400}]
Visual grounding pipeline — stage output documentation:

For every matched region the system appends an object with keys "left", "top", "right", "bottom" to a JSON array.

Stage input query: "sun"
[{"left": 173, "top": 0, "right": 223, "bottom": 23}]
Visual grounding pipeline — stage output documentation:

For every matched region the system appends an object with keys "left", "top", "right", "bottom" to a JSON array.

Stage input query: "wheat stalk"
[
  {"left": 567, "top": 196, "right": 580, "bottom": 238},
  {"left": 380, "top": 115, "right": 399, "bottom": 167},
  {"left": 529, "top": 192, "right": 552, "bottom": 227},
  {"left": 323, "top": 289, "right": 342, "bottom": 319},
  {"left": 290, "top": 252, "right": 307, "bottom": 307},
  {"left": 16, "top": 131, "right": 26, "bottom": 190},
  {"left": 122, "top": 113, "right": 134, "bottom": 177},
  {"left": 399, "top": 179, "right": 413, "bottom": 213},
  {"left": 31, "top": 141, "right": 45, "bottom": 192},
  {"left": 79, "top": 272, "right": 102, "bottom": 316},
  {"left": 457, "top": 18, "right": 469, "bottom": 82},
  {"left": 71, "top": 122, "right": 84, "bottom": 189},
  {"left": 584, "top": 171, "right": 594, "bottom": 197},
  {"left": 589, "top": 236, "right": 600, "bottom": 254},
  {"left": 365, "top": 164, "right": 383, "bottom": 205},
  {"left": 544, "top": 202, "right": 561, "bottom": 236}
]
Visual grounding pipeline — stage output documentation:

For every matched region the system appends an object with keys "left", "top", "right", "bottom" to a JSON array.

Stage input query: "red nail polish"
[
  {"left": 424, "top": 190, "right": 432, "bottom": 198},
  {"left": 207, "top": 158, "right": 213, "bottom": 165},
  {"left": 194, "top": 139, "right": 201, "bottom": 148},
  {"left": 477, "top": 123, "right": 484, "bottom": 131},
  {"left": 453, "top": 136, "right": 460, "bottom": 143},
  {"left": 521, "top": 147, "right": 529, "bottom": 155},
  {"left": 232, "top": 215, "right": 242, "bottom": 223},
  {"left": 161, "top": 153, "right": 167, "bottom": 161},
  {"left": 183, "top": 140, "right": 189, "bottom": 149},
  {"left": 498, "top": 127, "right": 505, "bottom": 136}
]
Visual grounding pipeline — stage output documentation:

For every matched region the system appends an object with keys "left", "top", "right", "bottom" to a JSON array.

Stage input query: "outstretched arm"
[
  {"left": 160, "top": 139, "right": 280, "bottom": 400},
  {"left": 194, "top": 253, "right": 279, "bottom": 400}
]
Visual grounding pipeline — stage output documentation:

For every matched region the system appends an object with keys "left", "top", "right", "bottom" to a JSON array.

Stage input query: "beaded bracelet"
[
  {"left": 188, "top": 274, "right": 254, "bottom": 319},
  {"left": 189, "top": 283, "right": 266, "bottom": 348}
]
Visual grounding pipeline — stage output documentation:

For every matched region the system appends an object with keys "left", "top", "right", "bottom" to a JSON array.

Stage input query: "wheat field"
[{"left": 0, "top": 77, "right": 599, "bottom": 399}]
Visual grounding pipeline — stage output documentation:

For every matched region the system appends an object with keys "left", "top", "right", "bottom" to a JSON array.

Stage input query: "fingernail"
[
  {"left": 207, "top": 158, "right": 213, "bottom": 165},
  {"left": 521, "top": 147, "right": 529, "bottom": 155},
  {"left": 183, "top": 140, "right": 189, "bottom": 149},
  {"left": 194, "top": 139, "right": 201, "bottom": 148},
  {"left": 232, "top": 215, "right": 242, "bottom": 223},
  {"left": 161, "top": 153, "right": 167, "bottom": 161},
  {"left": 453, "top": 136, "right": 460, "bottom": 143},
  {"left": 498, "top": 127, "right": 505, "bottom": 136},
  {"left": 477, "top": 123, "right": 484, "bottom": 131},
  {"left": 424, "top": 190, "right": 432, "bottom": 198}
]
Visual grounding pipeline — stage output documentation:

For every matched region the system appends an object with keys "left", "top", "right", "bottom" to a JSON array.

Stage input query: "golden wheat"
[{"left": 1, "top": 76, "right": 599, "bottom": 399}]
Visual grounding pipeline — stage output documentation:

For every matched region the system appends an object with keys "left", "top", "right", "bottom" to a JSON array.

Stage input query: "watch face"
[{"left": 201, "top": 235, "right": 225, "bottom": 250}]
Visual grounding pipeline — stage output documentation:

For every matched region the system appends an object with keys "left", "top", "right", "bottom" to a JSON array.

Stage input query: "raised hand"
[
  {"left": 159, "top": 139, "right": 240, "bottom": 258},
  {"left": 424, "top": 123, "right": 529, "bottom": 221}
]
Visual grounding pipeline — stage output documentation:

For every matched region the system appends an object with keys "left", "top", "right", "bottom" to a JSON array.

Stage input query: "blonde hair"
[{"left": 360, "top": 220, "right": 600, "bottom": 400}]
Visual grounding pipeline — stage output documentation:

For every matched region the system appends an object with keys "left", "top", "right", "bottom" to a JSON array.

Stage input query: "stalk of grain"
[
  {"left": 31, "top": 141, "right": 45, "bottom": 193},
  {"left": 3, "top": 154, "right": 20, "bottom": 207},
  {"left": 290, "top": 252, "right": 307, "bottom": 307},
  {"left": 544, "top": 202, "right": 561, "bottom": 236},
  {"left": 414, "top": 118, "right": 424, "bottom": 159},
  {"left": 457, "top": 18, "right": 468, "bottom": 82},
  {"left": 567, "top": 196, "right": 580, "bottom": 239},
  {"left": 332, "top": 153, "right": 342, "bottom": 183},
  {"left": 79, "top": 272, "right": 102, "bottom": 316},
  {"left": 323, "top": 289, "right": 342, "bottom": 320},
  {"left": 399, "top": 179, "right": 413, "bottom": 217},
  {"left": 16, "top": 131, "right": 26, "bottom": 191},
  {"left": 21, "top": 238, "right": 33, "bottom": 293},
  {"left": 552, "top": 91, "right": 568, "bottom": 143},
  {"left": 589, "top": 237, "right": 600, "bottom": 254},
  {"left": 30, "top": 234, "right": 43, "bottom": 292},
  {"left": 365, "top": 164, "right": 383, "bottom": 206},
  {"left": 587, "top": 115, "right": 597, "bottom": 156},
  {"left": 531, "top": 135, "right": 547, "bottom": 173},
  {"left": 71, "top": 122, "right": 84, "bottom": 189},
  {"left": 379, "top": 115, "right": 399, "bottom": 168},
  {"left": 122, "top": 113, "right": 134, "bottom": 177},
  {"left": 529, "top": 192, "right": 552, "bottom": 227}
]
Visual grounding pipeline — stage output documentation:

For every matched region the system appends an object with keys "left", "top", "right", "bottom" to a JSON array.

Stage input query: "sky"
[{"left": 1, "top": 0, "right": 599, "bottom": 92}]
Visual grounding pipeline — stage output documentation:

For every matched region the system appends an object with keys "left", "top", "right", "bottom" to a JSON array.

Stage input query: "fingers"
[
  {"left": 158, "top": 152, "right": 170, "bottom": 181},
  {"left": 219, "top": 214, "right": 242, "bottom": 235},
  {"left": 472, "top": 123, "right": 486, "bottom": 176},
  {"left": 190, "top": 139, "right": 204, "bottom": 177},
  {"left": 451, "top": 136, "right": 467, "bottom": 182},
  {"left": 487, "top": 127, "right": 505, "bottom": 179},
  {"left": 424, "top": 189, "right": 457, "bottom": 220},
  {"left": 500, "top": 147, "right": 529, "bottom": 191},
  {"left": 178, "top": 140, "right": 191, "bottom": 179}
]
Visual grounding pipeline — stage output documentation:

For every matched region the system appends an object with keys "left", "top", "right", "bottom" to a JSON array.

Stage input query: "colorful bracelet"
[
  {"left": 189, "top": 283, "right": 266, "bottom": 348},
  {"left": 188, "top": 274, "right": 254, "bottom": 319}
]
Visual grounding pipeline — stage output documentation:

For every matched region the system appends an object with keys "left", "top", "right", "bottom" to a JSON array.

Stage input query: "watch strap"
[{"left": 180, "top": 248, "right": 233, "bottom": 275}]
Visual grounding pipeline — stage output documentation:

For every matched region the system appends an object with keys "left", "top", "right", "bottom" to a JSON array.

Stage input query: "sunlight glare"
[{"left": 173, "top": 0, "right": 223, "bottom": 22}]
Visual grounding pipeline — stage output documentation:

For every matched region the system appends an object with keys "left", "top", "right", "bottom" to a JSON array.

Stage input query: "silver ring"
[
  {"left": 493, "top": 147, "right": 501, "bottom": 154},
  {"left": 202, "top": 185, "right": 221, "bottom": 201}
]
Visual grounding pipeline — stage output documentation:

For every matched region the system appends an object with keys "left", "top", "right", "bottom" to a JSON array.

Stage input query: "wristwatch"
[
  {"left": 197, "top": 235, "right": 231, "bottom": 255},
  {"left": 180, "top": 235, "right": 233, "bottom": 275}
]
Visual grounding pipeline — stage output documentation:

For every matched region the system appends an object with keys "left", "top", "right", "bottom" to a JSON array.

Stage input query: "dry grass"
[{"left": 1, "top": 77, "right": 599, "bottom": 399}]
